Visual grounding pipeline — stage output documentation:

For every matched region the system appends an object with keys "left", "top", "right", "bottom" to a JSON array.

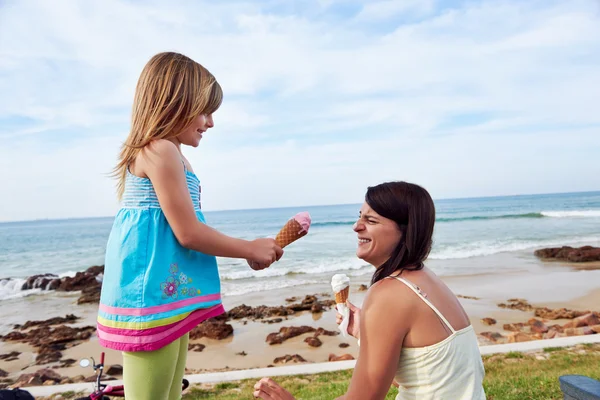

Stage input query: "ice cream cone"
[
  {"left": 331, "top": 273, "right": 350, "bottom": 304},
  {"left": 275, "top": 212, "right": 311, "bottom": 248},
  {"left": 335, "top": 286, "right": 349, "bottom": 304},
  {"left": 275, "top": 219, "right": 306, "bottom": 248}
]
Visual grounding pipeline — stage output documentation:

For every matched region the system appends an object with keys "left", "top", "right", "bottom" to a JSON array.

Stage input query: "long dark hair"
[{"left": 367, "top": 181, "right": 436, "bottom": 285}]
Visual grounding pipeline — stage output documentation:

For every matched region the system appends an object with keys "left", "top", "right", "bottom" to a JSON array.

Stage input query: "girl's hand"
[
  {"left": 336, "top": 301, "right": 361, "bottom": 339},
  {"left": 253, "top": 378, "right": 295, "bottom": 399},
  {"left": 248, "top": 238, "right": 283, "bottom": 267}
]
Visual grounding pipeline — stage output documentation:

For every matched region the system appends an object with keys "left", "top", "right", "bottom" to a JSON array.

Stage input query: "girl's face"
[
  {"left": 353, "top": 202, "right": 402, "bottom": 268},
  {"left": 178, "top": 114, "right": 214, "bottom": 147}
]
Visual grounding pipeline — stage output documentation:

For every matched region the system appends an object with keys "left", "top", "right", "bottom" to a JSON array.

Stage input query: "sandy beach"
[{"left": 1, "top": 252, "right": 599, "bottom": 390}]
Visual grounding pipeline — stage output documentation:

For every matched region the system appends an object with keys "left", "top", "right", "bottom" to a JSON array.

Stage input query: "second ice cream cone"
[{"left": 335, "top": 287, "right": 349, "bottom": 304}]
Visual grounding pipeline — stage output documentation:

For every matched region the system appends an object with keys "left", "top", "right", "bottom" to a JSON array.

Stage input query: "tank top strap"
[{"left": 387, "top": 276, "right": 456, "bottom": 334}]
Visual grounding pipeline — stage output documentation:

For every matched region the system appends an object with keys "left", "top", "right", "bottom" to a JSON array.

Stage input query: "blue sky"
[{"left": 0, "top": 0, "right": 599, "bottom": 221}]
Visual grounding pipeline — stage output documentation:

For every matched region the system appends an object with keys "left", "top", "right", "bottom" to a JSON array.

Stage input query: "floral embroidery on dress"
[{"left": 160, "top": 263, "right": 200, "bottom": 299}]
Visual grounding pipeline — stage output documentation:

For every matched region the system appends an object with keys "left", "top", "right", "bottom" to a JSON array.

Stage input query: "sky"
[{"left": 0, "top": 0, "right": 599, "bottom": 222}]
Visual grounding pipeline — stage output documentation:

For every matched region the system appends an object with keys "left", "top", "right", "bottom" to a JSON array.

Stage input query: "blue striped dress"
[{"left": 97, "top": 165, "right": 224, "bottom": 352}]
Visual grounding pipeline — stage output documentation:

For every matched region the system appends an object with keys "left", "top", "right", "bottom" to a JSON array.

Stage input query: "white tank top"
[{"left": 388, "top": 276, "right": 487, "bottom": 400}]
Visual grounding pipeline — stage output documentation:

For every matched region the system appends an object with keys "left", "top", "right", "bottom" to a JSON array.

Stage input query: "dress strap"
[{"left": 387, "top": 276, "right": 456, "bottom": 334}]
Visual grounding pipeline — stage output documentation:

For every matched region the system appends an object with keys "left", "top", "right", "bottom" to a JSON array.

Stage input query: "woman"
[{"left": 253, "top": 181, "right": 486, "bottom": 399}]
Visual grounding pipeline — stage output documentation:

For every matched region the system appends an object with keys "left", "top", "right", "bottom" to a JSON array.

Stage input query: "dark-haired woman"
[{"left": 253, "top": 182, "right": 486, "bottom": 400}]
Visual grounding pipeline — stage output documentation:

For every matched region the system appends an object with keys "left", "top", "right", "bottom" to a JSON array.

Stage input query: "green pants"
[{"left": 122, "top": 333, "right": 189, "bottom": 400}]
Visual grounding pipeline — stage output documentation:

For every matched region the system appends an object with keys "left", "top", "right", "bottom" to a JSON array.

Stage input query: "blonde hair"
[{"left": 113, "top": 52, "right": 223, "bottom": 200}]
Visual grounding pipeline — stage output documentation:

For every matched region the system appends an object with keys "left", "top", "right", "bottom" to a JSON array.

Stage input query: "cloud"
[{"left": 0, "top": 0, "right": 599, "bottom": 221}]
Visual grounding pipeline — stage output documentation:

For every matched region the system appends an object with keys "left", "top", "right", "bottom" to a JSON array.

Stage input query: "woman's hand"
[
  {"left": 336, "top": 301, "right": 361, "bottom": 339},
  {"left": 253, "top": 377, "right": 295, "bottom": 399}
]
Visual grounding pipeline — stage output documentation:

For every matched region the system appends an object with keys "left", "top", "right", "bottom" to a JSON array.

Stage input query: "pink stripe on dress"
[
  {"left": 97, "top": 304, "right": 225, "bottom": 352},
  {"left": 99, "top": 293, "right": 221, "bottom": 316}
]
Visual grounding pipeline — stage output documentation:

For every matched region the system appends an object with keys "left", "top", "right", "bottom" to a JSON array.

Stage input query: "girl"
[
  {"left": 253, "top": 182, "right": 486, "bottom": 400},
  {"left": 97, "top": 52, "right": 283, "bottom": 400}
]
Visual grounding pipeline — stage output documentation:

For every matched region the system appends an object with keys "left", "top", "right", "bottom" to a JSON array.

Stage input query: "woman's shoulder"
[{"left": 364, "top": 275, "right": 418, "bottom": 311}]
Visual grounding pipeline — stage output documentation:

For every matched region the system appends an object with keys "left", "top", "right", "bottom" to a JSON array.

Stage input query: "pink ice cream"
[{"left": 293, "top": 212, "right": 312, "bottom": 234}]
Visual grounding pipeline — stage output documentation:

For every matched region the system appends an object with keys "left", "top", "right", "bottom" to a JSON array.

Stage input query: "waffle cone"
[
  {"left": 334, "top": 286, "right": 349, "bottom": 304},
  {"left": 275, "top": 219, "right": 307, "bottom": 248}
]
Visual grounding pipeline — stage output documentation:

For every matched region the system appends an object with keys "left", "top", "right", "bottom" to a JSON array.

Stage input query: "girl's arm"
[
  {"left": 140, "top": 139, "right": 281, "bottom": 264},
  {"left": 337, "top": 279, "right": 411, "bottom": 400}
]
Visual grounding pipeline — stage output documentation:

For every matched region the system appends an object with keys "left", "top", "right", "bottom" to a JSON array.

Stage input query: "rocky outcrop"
[
  {"left": 329, "top": 353, "right": 355, "bottom": 362},
  {"left": 0, "top": 318, "right": 95, "bottom": 365},
  {"left": 497, "top": 298, "right": 534, "bottom": 312},
  {"left": 224, "top": 295, "right": 336, "bottom": 323},
  {"left": 273, "top": 354, "right": 307, "bottom": 364},
  {"left": 266, "top": 325, "right": 339, "bottom": 345},
  {"left": 15, "top": 266, "right": 104, "bottom": 304},
  {"left": 0, "top": 351, "right": 20, "bottom": 362},
  {"left": 189, "top": 320, "right": 233, "bottom": 340},
  {"left": 534, "top": 246, "right": 600, "bottom": 262},
  {"left": 304, "top": 337, "right": 322, "bottom": 347}
]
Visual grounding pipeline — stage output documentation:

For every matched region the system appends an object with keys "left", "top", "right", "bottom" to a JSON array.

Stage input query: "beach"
[
  {"left": 1, "top": 250, "right": 600, "bottom": 389},
  {"left": 1, "top": 192, "right": 600, "bottom": 388}
]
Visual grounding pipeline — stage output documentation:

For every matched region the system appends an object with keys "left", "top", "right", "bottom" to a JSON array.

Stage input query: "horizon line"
[{"left": 1, "top": 189, "right": 599, "bottom": 224}]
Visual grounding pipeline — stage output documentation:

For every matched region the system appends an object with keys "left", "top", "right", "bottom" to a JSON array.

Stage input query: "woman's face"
[{"left": 353, "top": 202, "right": 402, "bottom": 268}]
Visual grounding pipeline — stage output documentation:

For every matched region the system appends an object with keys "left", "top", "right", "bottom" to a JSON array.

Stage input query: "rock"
[
  {"left": 0, "top": 369, "right": 7, "bottom": 378},
  {"left": 314, "top": 328, "right": 338, "bottom": 337},
  {"left": 14, "top": 314, "right": 79, "bottom": 330},
  {"left": 189, "top": 319, "right": 233, "bottom": 340},
  {"left": 534, "top": 246, "right": 600, "bottom": 262},
  {"left": 497, "top": 299, "right": 534, "bottom": 312},
  {"left": 0, "top": 351, "right": 21, "bottom": 362},
  {"left": 535, "top": 307, "right": 590, "bottom": 320},
  {"left": 77, "top": 283, "right": 102, "bottom": 304},
  {"left": 528, "top": 318, "right": 549, "bottom": 334},
  {"left": 543, "top": 329, "right": 564, "bottom": 339},
  {"left": 106, "top": 365, "right": 123, "bottom": 376},
  {"left": 311, "top": 303, "right": 323, "bottom": 313},
  {"left": 57, "top": 266, "right": 104, "bottom": 292},
  {"left": 507, "top": 332, "right": 534, "bottom": 343},
  {"left": 264, "top": 318, "right": 283, "bottom": 324},
  {"left": 36, "top": 344, "right": 63, "bottom": 365},
  {"left": 266, "top": 326, "right": 316, "bottom": 345},
  {"left": 222, "top": 296, "right": 335, "bottom": 323},
  {"left": 564, "top": 326, "right": 595, "bottom": 336},
  {"left": 481, "top": 318, "right": 496, "bottom": 326},
  {"left": 328, "top": 353, "right": 355, "bottom": 362},
  {"left": 590, "top": 324, "right": 600, "bottom": 334},
  {"left": 304, "top": 337, "right": 322, "bottom": 347},
  {"left": 503, "top": 323, "right": 525, "bottom": 332},
  {"left": 480, "top": 331, "right": 505, "bottom": 343},
  {"left": 273, "top": 354, "right": 307, "bottom": 364},
  {"left": 21, "top": 274, "right": 59, "bottom": 291},
  {"left": 339, "top": 343, "right": 350, "bottom": 348},
  {"left": 14, "top": 368, "right": 64, "bottom": 388},
  {"left": 566, "top": 313, "right": 600, "bottom": 328},
  {"left": 58, "top": 359, "right": 76, "bottom": 368},
  {"left": 188, "top": 343, "right": 206, "bottom": 352},
  {"left": 457, "top": 295, "right": 480, "bottom": 300},
  {"left": 358, "top": 284, "right": 368, "bottom": 292},
  {"left": 0, "top": 324, "right": 95, "bottom": 365},
  {"left": 236, "top": 351, "right": 247, "bottom": 356}
]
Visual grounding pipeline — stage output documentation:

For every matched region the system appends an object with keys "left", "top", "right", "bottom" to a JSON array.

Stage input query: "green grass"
[{"left": 181, "top": 344, "right": 600, "bottom": 400}]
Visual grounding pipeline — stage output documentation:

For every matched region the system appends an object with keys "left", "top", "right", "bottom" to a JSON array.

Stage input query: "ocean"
[{"left": 1, "top": 191, "right": 599, "bottom": 302}]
